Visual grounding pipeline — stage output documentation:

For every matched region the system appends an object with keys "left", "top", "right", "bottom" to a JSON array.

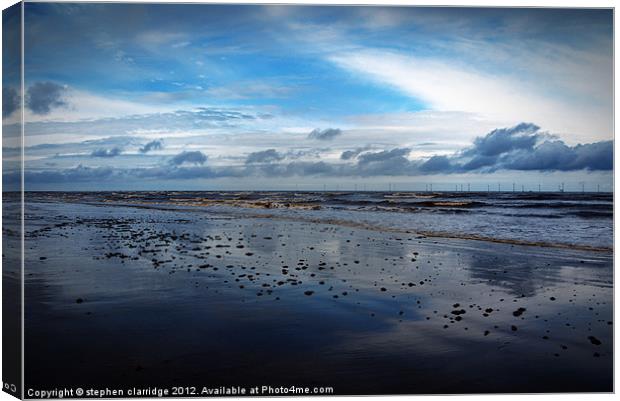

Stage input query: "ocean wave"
[
  {"left": 511, "top": 202, "right": 612, "bottom": 210},
  {"left": 566, "top": 211, "right": 613, "bottom": 219}
]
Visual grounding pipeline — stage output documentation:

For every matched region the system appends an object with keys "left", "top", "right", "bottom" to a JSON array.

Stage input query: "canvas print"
[{"left": 1, "top": 2, "right": 614, "bottom": 398}]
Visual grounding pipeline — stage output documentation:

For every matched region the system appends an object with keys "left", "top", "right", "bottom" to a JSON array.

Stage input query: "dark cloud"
[
  {"left": 461, "top": 154, "right": 497, "bottom": 171},
  {"left": 22, "top": 164, "right": 115, "bottom": 184},
  {"left": 355, "top": 148, "right": 413, "bottom": 176},
  {"left": 139, "top": 140, "right": 163, "bottom": 153},
  {"left": 340, "top": 146, "right": 371, "bottom": 160},
  {"left": 251, "top": 161, "right": 337, "bottom": 177},
  {"left": 131, "top": 163, "right": 249, "bottom": 181},
  {"left": 14, "top": 164, "right": 237, "bottom": 186},
  {"left": 419, "top": 155, "right": 454, "bottom": 173},
  {"left": 458, "top": 122, "right": 543, "bottom": 170},
  {"left": 338, "top": 124, "right": 610, "bottom": 176},
  {"left": 245, "top": 149, "right": 284, "bottom": 164},
  {"left": 571, "top": 141, "right": 613, "bottom": 170},
  {"left": 169, "top": 150, "right": 207, "bottom": 166},
  {"left": 3, "top": 87, "right": 19, "bottom": 118},
  {"left": 454, "top": 123, "right": 612, "bottom": 173},
  {"left": 91, "top": 147, "right": 122, "bottom": 158},
  {"left": 286, "top": 161, "right": 335, "bottom": 175},
  {"left": 26, "top": 82, "right": 67, "bottom": 115},
  {"left": 308, "top": 128, "right": 342, "bottom": 141},
  {"left": 463, "top": 123, "right": 541, "bottom": 157},
  {"left": 340, "top": 150, "right": 359, "bottom": 160},
  {"left": 499, "top": 140, "right": 613, "bottom": 171},
  {"left": 357, "top": 148, "right": 409, "bottom": 163}
]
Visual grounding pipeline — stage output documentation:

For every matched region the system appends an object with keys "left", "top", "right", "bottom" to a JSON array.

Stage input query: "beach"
[{"left": 20, "top": 192, "right": 613, "bottom": 394}]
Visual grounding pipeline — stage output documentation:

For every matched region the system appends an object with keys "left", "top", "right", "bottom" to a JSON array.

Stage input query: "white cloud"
[{"left": 329, "top": 48, "right": 611, "bottom": 144}]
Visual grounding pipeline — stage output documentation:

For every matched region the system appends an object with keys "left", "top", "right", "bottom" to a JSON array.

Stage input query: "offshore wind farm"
[{"left": 228, "top": 181, "right": 608, "bottom": 193}]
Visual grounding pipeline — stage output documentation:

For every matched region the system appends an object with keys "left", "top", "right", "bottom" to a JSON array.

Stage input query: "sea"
[{"left": 25, "top": 190, "right": 613, "bottom": 250}]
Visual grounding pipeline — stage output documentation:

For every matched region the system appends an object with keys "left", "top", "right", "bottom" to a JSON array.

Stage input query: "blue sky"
[{"left": 2, "top": 3, "right": 613, "bottom": 191}]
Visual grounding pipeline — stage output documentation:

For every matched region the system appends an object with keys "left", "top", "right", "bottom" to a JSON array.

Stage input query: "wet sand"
[{"left": 22, "top": 200, "right": 612, "bottom": 394}]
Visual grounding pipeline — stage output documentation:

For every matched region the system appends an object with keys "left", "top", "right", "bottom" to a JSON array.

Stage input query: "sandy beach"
[{"left": 21, "top": 195, "right": 612, "bottom": 394}]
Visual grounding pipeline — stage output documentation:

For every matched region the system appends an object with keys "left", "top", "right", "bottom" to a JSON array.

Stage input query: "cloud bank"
[
  {"left": 452, "top": 123, "right": 612, "bottom": 173},
  {"left": 9, "top": 123, "right": 612, "bottom": 186}
]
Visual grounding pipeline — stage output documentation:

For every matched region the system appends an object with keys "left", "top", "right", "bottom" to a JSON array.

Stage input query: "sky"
[{"left": 1, "top": 3, "right": 614, "bottom": 191}]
